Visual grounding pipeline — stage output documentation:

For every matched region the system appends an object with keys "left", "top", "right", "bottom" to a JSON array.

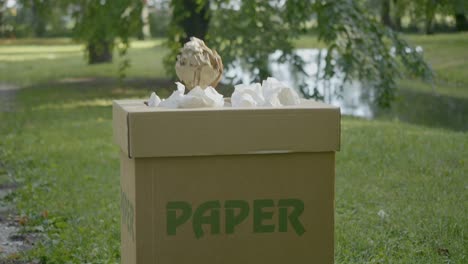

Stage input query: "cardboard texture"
[{"left": 113, "top": 100, "right": 340, "bottom": 264}]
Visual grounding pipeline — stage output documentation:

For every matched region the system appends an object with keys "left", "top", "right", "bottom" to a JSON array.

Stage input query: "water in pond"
[{"left": 222, "top": 49, "right": 468, "bottom": 132}]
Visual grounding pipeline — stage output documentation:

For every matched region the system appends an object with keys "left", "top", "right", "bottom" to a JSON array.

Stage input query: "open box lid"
[{"left": 113, "top": 99, "right": 340, "bottom": 158}]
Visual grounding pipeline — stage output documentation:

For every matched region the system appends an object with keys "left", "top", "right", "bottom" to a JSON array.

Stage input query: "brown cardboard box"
[{"left": 113, "top": 99, "right": 340, "bottom": 264}]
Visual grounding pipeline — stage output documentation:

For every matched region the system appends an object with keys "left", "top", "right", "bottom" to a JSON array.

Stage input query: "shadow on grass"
[
  {"left": 374, "top": 88, "right": 468, "bottom": 132},
  {"left": 12, "top": 78, "right": 468, "bottom": 131},
  {"left": 14, "top": 77, "right": 466, "bottom": 131},
  {"left": 13, "top": 77, "right": 235, "bottom": 111}
]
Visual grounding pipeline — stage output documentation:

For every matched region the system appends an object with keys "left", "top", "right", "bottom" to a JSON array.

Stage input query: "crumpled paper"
[
  {"left": 230, "top": 83, "right": 265, "bottom": 107},
  {"left": 147, "top": 92, "right": 161, "bottom": 107},
  {"left": 231, "top": 77, "right": 300, "bottom": 107},
  {"left": 148, "top": 77, "right": 300, "bottom": 109},
  {"left": 147, "top": 82, "right": 224, "bottom": 108},
  {"left": 179, "top": 86, "right": 224, "bottom": 108},
  {"left": 175, "top": 37, "right": 223, "bottom": 90},
  {"left": 158, "top": 82, "right": 186, "bottom": 108}
]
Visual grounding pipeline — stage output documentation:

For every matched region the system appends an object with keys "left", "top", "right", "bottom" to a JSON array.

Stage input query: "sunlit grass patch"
[{"left": 0, "top": 39, "right": 167, "bottom": 86}]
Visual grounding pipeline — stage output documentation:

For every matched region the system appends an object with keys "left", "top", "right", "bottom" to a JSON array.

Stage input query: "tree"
[
  {"left": 392, "top": 0, "right": 404, "bottom": 30},
  {"left": 0, "top": 0, "right": 4, "bottom": 37},
  {"left": 381, "top": 0, "right": 392, "bottom": 28},
  {"left": 15, "top": 0, "right": 142, "bottom": 62},
  {"left": 31, "top": 0, "right": 48, "bottom": 37},
  {"left": 16, "top": 0, "right": 54, "bottom": 37},
  {"left": 164, "top": 0, "right": 211, "bottom": 75},
  {"left": 423, "top": 0, "right": 438, "bottom": 34},
  {"left": 407, "top": 0, "right": 450, "bottom": 34},
  {"left": 166, "top": 0, "right": 432, "bottom": 107},
  {"left": 176, "top": 0, "right": 210, "bottom": 44},
  {"left": 72, "top": 0, "right": 143, "bottom": 64},
  {"left": 452, "top": 0, "right": 467, "bottom": 31},
  {"left": 365, "top": 0, "right": 398, "bottom": 30},
  {"left": 138, "top": 0, "right": 151, "bottom": 39}
]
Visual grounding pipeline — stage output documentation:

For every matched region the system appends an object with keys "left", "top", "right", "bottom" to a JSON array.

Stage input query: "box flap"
[{"left": 113, "top": 99, "right": 340, "bottom": 158}]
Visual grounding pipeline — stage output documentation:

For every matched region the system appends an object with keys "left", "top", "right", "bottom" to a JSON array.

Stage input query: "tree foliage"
[
  {"left": 0, "top": 0, "right": 5, "bottom": 37},
  {"left": 164, "top": 0, "right": 211, "bottom": 76},
  {"left": 72, "top": 0, "right": 143, "bottom": 67},
  {"left": 209, "top": 0, "right": 310, "bottom": 81},
  {"left": 166, "top": 0, "right": 433, "bottom": 107},
  {"left": 370, "top": 0, "right": 468, "bottom": 33},
  {"left": 313, "top": 0, "right": 433, "bottom": 106},
  {"left": 13, "top": 0, "right": 143, "bottom": 72},
  {"left": 10, "top": 0, "right": 61, "bottom": 37},
  {"left": 17, "top": 0, "right": 50, "bottom": 36}
]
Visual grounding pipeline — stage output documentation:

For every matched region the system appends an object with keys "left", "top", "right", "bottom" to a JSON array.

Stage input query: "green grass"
[
  {"left": 0, "top": 37, "right": 328, "bottom": 85},
  {"left": 0, "top": 38, "right": 76, "bottom": 46},
  {"left": 1, "top": 33, "right": 467, "bottom": 97},
  {"left": 0, "top": 39, "right": 167, "bottom": 86},
  {"left": 397, "top": 33, "right": 468, "bottom": 99},
  {"left": 405, "top": 33, "right": 468, "bottom": 85},
  {"left": 0, "top": 83, "right": 153, "bottom": 262},
  {"left": 0, "top": 83, "right": 466, "bottom": 263},
  {"left": 0, "top": 34, "right": 467, "bottom": 262}
]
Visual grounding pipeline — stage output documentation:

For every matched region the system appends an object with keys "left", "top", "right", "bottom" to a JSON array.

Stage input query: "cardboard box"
[{"left": 113, "top": 99, "right": 340, "bottom": 264}]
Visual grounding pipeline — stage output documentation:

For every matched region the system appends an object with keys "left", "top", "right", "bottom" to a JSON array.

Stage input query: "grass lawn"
[
  {"left": 0, "top": 34, "right": 467, "bottom": 262},
  {"left": 2, "top": 33, "right": 467, "bottom": 97},
  {"left": 0, "top": 39, "right": 167, "bottom": 87},
  {"left": 0, "top": 82, "right": 466, "bottom": 263},
  {"left": 398, "top": 33, "right": 468, "bottom": 99}
]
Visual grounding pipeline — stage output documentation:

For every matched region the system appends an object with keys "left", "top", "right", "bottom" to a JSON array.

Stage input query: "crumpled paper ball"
[
  {"left": 231, "top": 77, "right": 301, "bottom": 107},
  {"left": 175, "top": 37, "right": 223, "bottom": 90},
  {"left": 147, "top": 82, "right": 224, "bottom": 109}
]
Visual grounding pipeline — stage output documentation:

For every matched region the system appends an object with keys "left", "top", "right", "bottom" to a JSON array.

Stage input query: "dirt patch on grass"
[
  {"left": 0, "top": 186, "right": 33, "bottom": 259},
  {"left": 0, "top": 166, "right": 38, "bottom": 261}
]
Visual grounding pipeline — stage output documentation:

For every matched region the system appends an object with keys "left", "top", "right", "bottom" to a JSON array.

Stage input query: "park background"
[{"left": 0, "top": 0, "right": 467, "bottom": 263}]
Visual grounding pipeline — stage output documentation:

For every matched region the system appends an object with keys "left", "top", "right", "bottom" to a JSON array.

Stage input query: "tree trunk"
[
  {"left": 34, "top": 19, "right": 47, "bottom": 37},
  {"left": 424, "top": 18, "right": 434, "bottom": 34},
  {"left": 176, "top": 0, "right": 210, "bottom": 45},
  {"left": 381, "top": 0, "right": 392, "bottom": 28},
  {"left": 138, "top": 1, "right": 150, "bottom": 40},
  {"left": 424, "top": 1, "right": 436, "bottom": 34},
  {"left": 31, "top": 1, "right": 47, "bottom": 37},
  {"left": 455, "top": 13, "right": 467, "bottom": 31},
  {"left": 394, "top": 15, "right": 402, "bottom": 31},
  {"left": 88, "top": 40, "right": 113, "bottom": 64},
  {"left": 453, "top": 0, "right": 467, "bottom": 31},
  {"left": 393, "top": 0, "right": 402, "bottom": 31},
  {"left": 0, "top": 1, "right": 3, "bottom": 38}
]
